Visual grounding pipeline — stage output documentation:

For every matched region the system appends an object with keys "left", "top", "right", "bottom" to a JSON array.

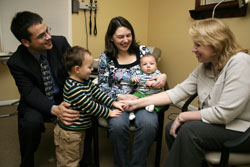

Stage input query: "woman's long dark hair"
[{"left": 104, "top": 16, "right": 139, "bottom": 59}]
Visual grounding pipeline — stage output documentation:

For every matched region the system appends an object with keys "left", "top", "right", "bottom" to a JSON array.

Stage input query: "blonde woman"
[{"left": 123, "top": 18, "right": 250, "bottom": 167}]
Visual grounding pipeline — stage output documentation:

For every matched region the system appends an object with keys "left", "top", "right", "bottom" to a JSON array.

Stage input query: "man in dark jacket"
[{"left": 7, "top": 11, "right": 87, "bottom": 167}]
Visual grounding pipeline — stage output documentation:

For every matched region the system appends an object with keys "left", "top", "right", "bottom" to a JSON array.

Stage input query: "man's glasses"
[{"left": 36, "top": 27, "right": 52, "bottom": 40}]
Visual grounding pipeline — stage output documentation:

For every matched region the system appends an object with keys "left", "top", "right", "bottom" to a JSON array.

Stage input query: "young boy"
[
  {"left": 54, "top": 46, "right": 125, "bottom": 167},
  {"left": 129, "top": 54, "right": 163, "bottom": 120}
]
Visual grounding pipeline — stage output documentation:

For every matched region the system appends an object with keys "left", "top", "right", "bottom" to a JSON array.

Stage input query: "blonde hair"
[{"left": 189, "top": 18, "right": 247, "bottom": 71}]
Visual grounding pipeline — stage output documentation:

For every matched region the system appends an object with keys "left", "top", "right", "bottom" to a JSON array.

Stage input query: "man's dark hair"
[
  {"left": 104, "top": 16, "right": 139, "bottom": 59},
  {"left": 10, "top": 11, "right": 43, "bottom": 42}
]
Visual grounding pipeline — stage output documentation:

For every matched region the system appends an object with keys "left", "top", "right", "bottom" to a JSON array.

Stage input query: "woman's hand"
[
  {"left": 170, "top": 111, "right": 201, "bottom": 138},
  {"left": 121, "top": 99, "right": 138, "bottom": 111},
  {"left": 170, "top": 114, "right": 184, "bottom": 138},
  {"left": 117, "top": 94, "right": 138, "bottom": 101},
  {"left": 149, "top": 73, "right": 167, "bottom": 89},
  {"left": 51, "top": 101, "right": 80, "bottom": 125}
]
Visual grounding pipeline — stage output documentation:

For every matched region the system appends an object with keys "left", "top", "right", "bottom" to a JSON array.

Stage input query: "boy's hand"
[
  {"left": 112, "top": 101, "right": 128, "bottom": 111},
  {"left": 109, "top": 109, "right": 122, "bottom": 117}
]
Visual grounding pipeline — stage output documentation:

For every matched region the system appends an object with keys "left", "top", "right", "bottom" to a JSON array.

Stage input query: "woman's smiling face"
[
  {"left": 111, "top": 26, "right": 132, "bottom": 53},
  {"left": 192, "top": 42, "right": 217, "bottom": 65}
]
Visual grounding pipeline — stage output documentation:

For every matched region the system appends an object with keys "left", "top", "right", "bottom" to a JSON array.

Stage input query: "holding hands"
[
  {"left": 112, "top": 101, "right": 128, "bottom": 111},
  {"left": 121, "top": 99, "right": 138, "bottom": 112},
  {"left": 109, "top": 101, "right": 128, "bottom": 117}
]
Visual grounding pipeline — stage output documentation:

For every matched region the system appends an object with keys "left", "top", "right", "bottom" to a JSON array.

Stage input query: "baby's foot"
[
  {"left": 129, "top": 113, "right": 136, "bottom": 120},
  {"left": 145, "top": 104, "right": 154, "bottom": 112}
]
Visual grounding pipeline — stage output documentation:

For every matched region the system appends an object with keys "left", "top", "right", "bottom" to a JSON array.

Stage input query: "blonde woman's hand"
[
  {"left": 117, "top": 94, "right": 138, "bottom": 101},
  {"left": 170, "top": 114, "right": 183, "bottom": 138},
  {"left": 120, "top": 99, "right": 138, "bottom": 111}
]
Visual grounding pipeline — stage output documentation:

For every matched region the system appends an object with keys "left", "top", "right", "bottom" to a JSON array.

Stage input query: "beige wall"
[
  {"left": 0, "top": 62, "right": 19, "bottom": 101},
  {"left": 72, "top": 0, "right": 149, "bottom": 58},
  {"left": 1, "top": 0, "right": 250, "bottom": 101},
  {"left": 148, "top": 0, "right": 250, "bottom": 89}
]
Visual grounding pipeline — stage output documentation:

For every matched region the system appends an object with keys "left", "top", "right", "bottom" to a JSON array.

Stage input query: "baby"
[{"left": 129, "top": 54, "right": 163, "bottom": 120}]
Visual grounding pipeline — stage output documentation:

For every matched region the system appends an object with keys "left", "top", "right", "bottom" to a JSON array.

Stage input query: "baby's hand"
[
  {"left": 112, "top": 101, "right": 128, "bottom": 111},
  {"left": 109, "top": 109, "right": 122, "bottom": 117},
  {"left": 131, "top": 76, "right": 140, "bottom": 83}
]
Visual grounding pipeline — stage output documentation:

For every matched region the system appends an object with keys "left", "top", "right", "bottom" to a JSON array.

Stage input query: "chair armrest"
[
  {"left": 181, "top": 93, "right": 198, "bottom": 112},
  {"left": 164, "top": 81, "right": 169, "bottom": 91},
  {"left": 224, "top": 127, "right": 250, "bottom": 151}
]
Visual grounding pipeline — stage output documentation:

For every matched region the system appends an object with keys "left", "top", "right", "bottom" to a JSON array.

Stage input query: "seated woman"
[
  {"left": 97, "top": 16, "right": 167, "bottom": 166},
  {"left": 123, "top": 18, "right": 250, "bottom": 167}
]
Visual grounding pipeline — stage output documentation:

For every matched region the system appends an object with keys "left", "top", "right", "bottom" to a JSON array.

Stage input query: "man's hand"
[{"left": 51, "top": 101, "right": 79, "bottom": 125}]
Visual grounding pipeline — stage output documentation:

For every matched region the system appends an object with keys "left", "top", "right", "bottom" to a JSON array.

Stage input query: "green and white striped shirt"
[{"left": 58, "top": 78, "right": 113, "bottom": 131}]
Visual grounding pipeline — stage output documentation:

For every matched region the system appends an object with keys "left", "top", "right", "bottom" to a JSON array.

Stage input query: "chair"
[
  {"left": 0, "top": 100, "right": 19, "bottom": 118},
  {"left": 182, "top": 94, "right": 250, "bottom": 167},
  {"left": 92, "top": 47, "right": 169, "bottom": 167}
]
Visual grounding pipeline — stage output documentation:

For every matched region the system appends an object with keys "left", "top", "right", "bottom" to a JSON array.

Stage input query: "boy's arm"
[
  {"left": 64, "top": 81, "right": 110, "bottom": 118},
  {"left": 91, "top": 81, "right": 115, "bottom": 108}
]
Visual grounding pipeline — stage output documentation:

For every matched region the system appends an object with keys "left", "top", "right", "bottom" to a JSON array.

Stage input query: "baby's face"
[{"left": 140, "top": 56, "right": 157, "bottom": 74}]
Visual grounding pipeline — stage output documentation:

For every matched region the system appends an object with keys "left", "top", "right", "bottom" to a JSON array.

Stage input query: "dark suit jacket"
[{"left": 7, "top": 36, "right": 70, "bottom": 117}]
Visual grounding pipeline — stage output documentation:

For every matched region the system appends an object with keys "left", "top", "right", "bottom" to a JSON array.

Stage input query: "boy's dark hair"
[
  {"left": 104, "top": 16, "right": 139, "bottom": 59},
  {"left": 64, "top": 46, "right": 91, "bottom": 72},
  {"left": 11, "top": 11, "right": 43, "bottom": 42}
]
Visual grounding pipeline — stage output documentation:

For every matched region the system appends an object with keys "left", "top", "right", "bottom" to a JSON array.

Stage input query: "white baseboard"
[
  {"left": 173, "top": 101, "right": 198, "bottom": 111},
  {"left": 0, "top": 99, "right": 19, "bottom": 107}
]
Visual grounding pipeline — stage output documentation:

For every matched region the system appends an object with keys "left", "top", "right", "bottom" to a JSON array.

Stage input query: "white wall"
[{"left": 0, "top": 0, "right": 72, "bottom": 53}]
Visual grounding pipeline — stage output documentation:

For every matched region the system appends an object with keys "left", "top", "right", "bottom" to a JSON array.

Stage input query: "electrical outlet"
[
  {"left": 79, "top": 2, "right": 91, "bottom": 10},
  {"left": 79, "top": 1, "right": 96, "bottom": 10}
]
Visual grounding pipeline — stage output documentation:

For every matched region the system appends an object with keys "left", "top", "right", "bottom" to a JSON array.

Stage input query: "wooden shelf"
[{"left": 189, "top": 0, "right": 248, "bottom": 20}]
